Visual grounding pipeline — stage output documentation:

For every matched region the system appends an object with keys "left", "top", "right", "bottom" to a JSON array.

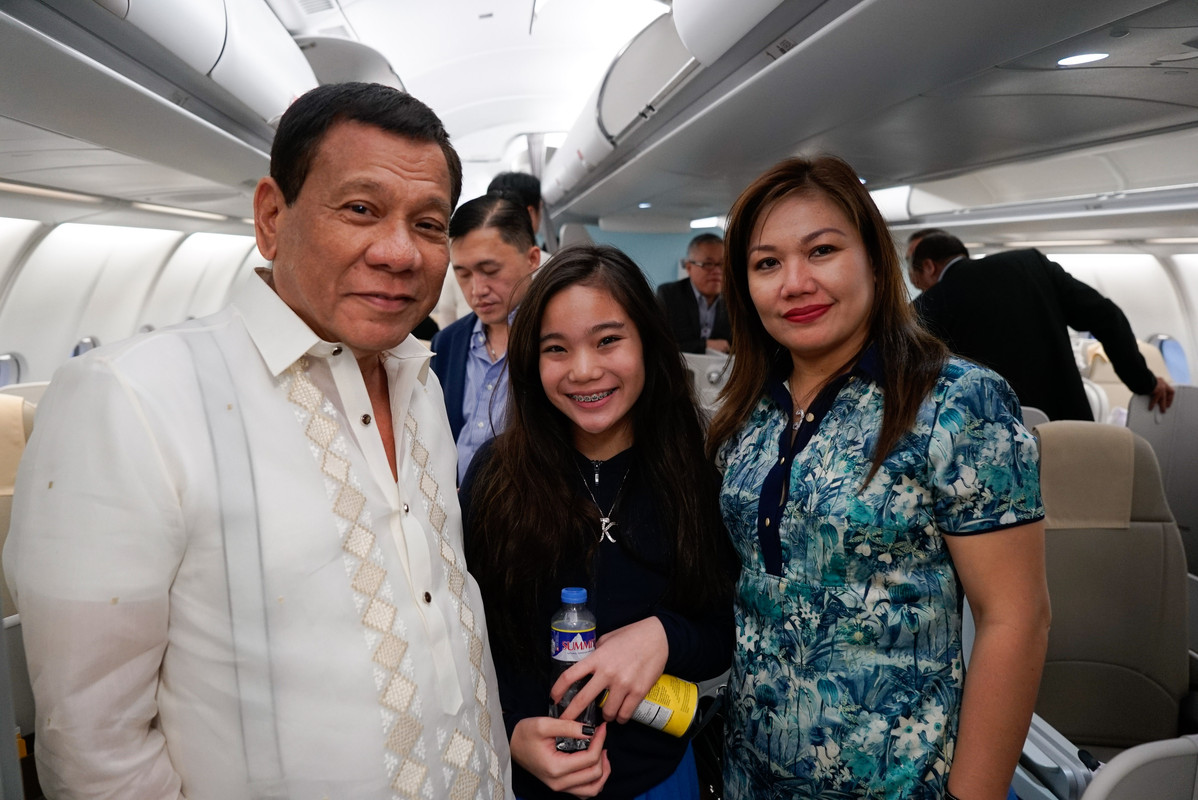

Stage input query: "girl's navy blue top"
[{"left": 461, "top": 442, "right": 733, "bottom": 799}]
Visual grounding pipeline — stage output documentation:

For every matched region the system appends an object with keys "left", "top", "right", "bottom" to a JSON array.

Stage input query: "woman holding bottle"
[{"left": 461, "top": 244, "right": 735, "bottom": 799}]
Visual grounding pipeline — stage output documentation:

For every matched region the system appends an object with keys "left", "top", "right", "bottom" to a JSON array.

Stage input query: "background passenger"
[
  {"left": 3, "top": 82, "right": 510, "bottom": 798},
  {"left": 431, "top": 193, "right": 540, "bottom": 482},
  {"left": 461, "top": 244, "right": 735, "bottom": 799},
  {"left": 909, "top": 231, "right": 1174, "bottom": 421},
  {"left": 708, "top": 156, "right": 1051, "bottom": 800},
  {"left": 656, "top": 233, "right": 732, "bottom": 354},
  {"left": 488, "top": 171, "right": 548, "bottom": 250}
]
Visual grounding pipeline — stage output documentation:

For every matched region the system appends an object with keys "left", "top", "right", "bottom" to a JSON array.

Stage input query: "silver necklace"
[
  {"left": 792, "top": 406, "right": 815, "bottom": 431},
  {"left": 576, "top": 460, "right": 631, "bottom": 543}
]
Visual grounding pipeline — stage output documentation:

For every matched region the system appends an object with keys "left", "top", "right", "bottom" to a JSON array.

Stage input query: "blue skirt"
[
  {"left": 517, "top": 744, "right": 700, "bottom": 800},
  {"left": 636, "top": 744, "right": 699, "bottom": 800}
]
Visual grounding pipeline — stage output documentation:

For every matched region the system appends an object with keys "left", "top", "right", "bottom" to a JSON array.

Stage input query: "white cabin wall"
[
  {"left": 0, "top": 217, "right": 45, "bottom": 294},
  {"left": 187, "top": 238, "right": 266, "bottom": 319},
  {"left": 1163, "top": 253, "right": 1198, "bottom": 380},
  {"left": 0, "top": 222, "right": 183, "bottom": 381},
  {"left": 136, "top": 232, "right": 259, "bottom": 330}
]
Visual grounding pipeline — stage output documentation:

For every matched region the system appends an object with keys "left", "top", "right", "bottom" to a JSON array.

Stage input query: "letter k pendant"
[{"left": 599, "top": 516, "right": 617, "bottom": 544}]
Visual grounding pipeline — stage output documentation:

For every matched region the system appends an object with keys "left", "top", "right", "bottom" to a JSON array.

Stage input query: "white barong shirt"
[{"left": 4, "top": 271, "right": 512, "bottom": 800}]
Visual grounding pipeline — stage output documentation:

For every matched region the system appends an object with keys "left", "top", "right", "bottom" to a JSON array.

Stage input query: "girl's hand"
[
  {"left": 509, "top": 717, "right": 611, "bottom": 798},
  {"left": 551, "top": 616, "right": 669, "bottom": 724}
]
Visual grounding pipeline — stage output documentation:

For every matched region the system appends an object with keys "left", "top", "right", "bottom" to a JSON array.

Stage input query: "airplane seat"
[
  {"left": 0, "top": 381, "right": 49, "bottom": 404},
  {"left": 0, "top": 393, "right": 33, "bottom": 618},
  {"left": 1149, "top": 334, "right": 1192, "bottom": 385},
  {"left": 1126, "top": 388, "right": 1198, "bottom": 671},
  {"left": 1084, "top": 341, "right": 1171, "bottom": 417},
  {"left": 556, "top": 223, "right": 594, "bottom": 249},
  {"left": 0, "top": 394, "right": 36, "bottom": 751},
  {"left": 1022, "top": 406, "right": 1050, "bottom": 427},
  {"left": 682, "top": 352, "right": 731, "bottom": 415},
  {"left": 1079, "top": 734, "right": 1198, "bottom": 800},
  {"left": 1033, "top": 421, "right": 1189, "bottom": 762},
  {"left": 1080, "top": 377, "right": 1109, "bottom": 424}
]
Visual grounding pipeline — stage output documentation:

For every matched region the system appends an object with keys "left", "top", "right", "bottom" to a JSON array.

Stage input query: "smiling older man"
[
  {"left": 4, "top": 83, "right": 512, "bottom": 800},
  {"left": 656, "top": 233, "right": 732, "bottom": 354}
]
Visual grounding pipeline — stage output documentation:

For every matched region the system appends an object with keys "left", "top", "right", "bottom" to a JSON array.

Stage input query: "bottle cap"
[{"left": 561, "top": 587, "right": 587, "bottom": 604}]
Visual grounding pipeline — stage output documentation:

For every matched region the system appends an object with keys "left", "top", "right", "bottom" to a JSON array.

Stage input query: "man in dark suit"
[
  {"left": 656, "top": 233, "right": 731, "bottom": 354},
  {"left": 909, "top": 231, "right": 1174, "bottom": 420}
]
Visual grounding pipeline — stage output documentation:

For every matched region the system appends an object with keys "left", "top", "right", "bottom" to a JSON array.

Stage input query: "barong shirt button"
[
  {"left": 360, "top": 413, "right": 372, "bottom": 425},
  {"left": 423, "top": 591, "right": 432, "bottom": 604}
]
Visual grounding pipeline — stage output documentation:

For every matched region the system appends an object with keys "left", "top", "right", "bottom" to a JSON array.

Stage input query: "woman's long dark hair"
[
  {"left": 465, "top": 244, "right": 734, "bottom": 662},
  {"left": 706, "top": 155, "right": 948, "bottom": 485}
]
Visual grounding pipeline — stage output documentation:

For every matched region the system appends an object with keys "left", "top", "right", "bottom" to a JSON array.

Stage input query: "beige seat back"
[
  {"left": 1085, "top": 340, "right": 1170, "bottom": 415},
  {"left": 1034, "top": 420, "right": 1188, "bottom": 760},
  {"left": 1080, "top": 734, "right": 1198, "bottom": 800},
  {"left": 0, "top": 394, "right": 32, "bottom": 617}
]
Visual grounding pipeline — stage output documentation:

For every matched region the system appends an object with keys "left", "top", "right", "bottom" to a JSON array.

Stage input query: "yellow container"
[{"left": 629, "top": 674, "right": 700, "bottom": 738}]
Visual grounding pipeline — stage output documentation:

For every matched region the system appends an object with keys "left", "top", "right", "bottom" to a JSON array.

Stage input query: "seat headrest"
[
  {"left": 21, "top": 400, "right": 33, "bottom": 441},
  {"left": 1035, "top": 420, "right": 1134, "bottom": 529}
]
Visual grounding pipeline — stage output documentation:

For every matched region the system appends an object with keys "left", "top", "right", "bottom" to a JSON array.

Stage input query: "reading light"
[
  {"left": 0, "top": 181, "right": 102, "bottom": 204},
  {"left": 1057, "top": 53, "right": 1109, "bottom": 66},
  {"left": 132, "top": 202, "right": 228, "bottom": 221}
]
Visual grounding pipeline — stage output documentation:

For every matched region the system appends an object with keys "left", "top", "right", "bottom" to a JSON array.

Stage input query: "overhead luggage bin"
[
  {"left": 101, "top": 0, "right": 226, "bottom": 77},
  {"left": 542, "top": 12, "right": 697, "bottom": 206},
  {"left": 295, "top": 36, "right": 404, "bottom": 90},
  {"left": 673, "top": 0, "right": 786, "bottom": 65}
]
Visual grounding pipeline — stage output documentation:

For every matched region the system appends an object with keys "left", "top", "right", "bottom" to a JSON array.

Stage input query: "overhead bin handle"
[{"left": 595, "top": 14, "right": 699, "bottom": 147}]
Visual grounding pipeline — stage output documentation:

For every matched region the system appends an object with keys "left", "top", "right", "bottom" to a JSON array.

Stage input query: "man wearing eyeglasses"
[{"left": 656, "top": 233, "right": 731, "bottom": 354}]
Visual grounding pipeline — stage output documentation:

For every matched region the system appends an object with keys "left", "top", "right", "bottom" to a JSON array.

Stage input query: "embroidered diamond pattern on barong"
[
  {"left": 284, "top": 357, "right": 430, "bottom": 800},
  {"left": 363, "top": 598, "right": 396, "bottom": 633},
  {"left": 403, "top": 412, "right": 504, "bottom": 793},
  {"left": 374, "top": 633, "right": 407, "bottom": 670},
  {"left": 353, "top": 562, "right": 386, "bottom": 596},
  {"left": 393, "top": 762, "right": 427, "bottom": 796},
  {"left": 323, "top": 450, "right": 350, "bottom": 483},
  {"left": 344, "top": 524, "right": 373, "bottom": 560}
]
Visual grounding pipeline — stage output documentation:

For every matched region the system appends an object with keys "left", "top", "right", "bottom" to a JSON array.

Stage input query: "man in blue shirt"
[{"left": 431, "top": 193, "right": 540, "bottom": 481}]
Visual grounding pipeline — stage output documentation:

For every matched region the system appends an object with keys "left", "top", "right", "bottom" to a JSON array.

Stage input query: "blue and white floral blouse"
[{"left": 719, "top": 351, "right": 1043, "bottom": 799}]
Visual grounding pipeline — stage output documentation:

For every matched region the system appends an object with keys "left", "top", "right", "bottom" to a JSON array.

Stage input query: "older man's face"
[
  {"left": 254, "top": 120, "right": 452, "bottom": 359},
  {"left": 685, "top": 240, "right": 724, "bottom": 302}
]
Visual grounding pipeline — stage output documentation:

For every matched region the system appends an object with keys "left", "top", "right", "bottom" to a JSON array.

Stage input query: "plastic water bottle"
[{"left": 550, "top": 587, "right": 600, "bottom": 751}]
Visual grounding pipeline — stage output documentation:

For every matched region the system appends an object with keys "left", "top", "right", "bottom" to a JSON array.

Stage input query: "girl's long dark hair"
[
  {"left": 706, "top": 155, "right": 948, "bottom": 485},
  {"left": 465, "top": 244, "right": 734, "bottom": 662}
]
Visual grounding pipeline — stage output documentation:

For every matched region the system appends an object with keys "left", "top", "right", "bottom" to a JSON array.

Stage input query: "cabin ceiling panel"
[
  {"left": 808, "top": 94, "right": 1198, "bottom": 185},
  {"left": 0, "top": 117, "right": 254, "bottom": 217},
  {"left": 931, "top": 67, "right": 1198, "bottom": 108},
  {"left": 340, "top": 0, "right": 667, "bottom": 151},
  {"left": 0, "top": 10, "right": 269, "bottom": 202},
  {"left": 910, "top": 126, "right": 1198, "bottom": 212},
  {"left": 554, "top": 0, "right": 1178, "bottom": 221}
]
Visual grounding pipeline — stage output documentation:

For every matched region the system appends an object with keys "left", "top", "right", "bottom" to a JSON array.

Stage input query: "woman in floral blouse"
[{"left": 706, "top": 155, "right": 1051, "bottom": 800}]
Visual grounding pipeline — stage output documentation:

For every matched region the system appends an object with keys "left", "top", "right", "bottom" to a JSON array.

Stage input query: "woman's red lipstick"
[{"left": 784, "top": 304, "right": 831, "bottom": 323}]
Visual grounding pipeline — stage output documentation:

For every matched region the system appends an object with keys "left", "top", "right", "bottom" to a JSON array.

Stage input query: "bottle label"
[
  {"left": 631, "top": 674, "right": 699, "bottom": 737},
  {"left": 550, "top": 625, "right": 596, "bottom": 662}
]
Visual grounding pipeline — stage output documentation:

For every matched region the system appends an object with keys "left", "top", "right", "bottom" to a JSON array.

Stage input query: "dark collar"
[{"left": 764, "top": 342, "right": 882, "bottom": 413}]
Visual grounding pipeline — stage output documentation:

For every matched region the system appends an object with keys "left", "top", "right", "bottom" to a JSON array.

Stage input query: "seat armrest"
[
  {"left": 1018, "top": 713, "right": 1095, "bottom": 800},
  {"left": 1178, "top": 691, "right": 1198, "bottom": 735}
]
